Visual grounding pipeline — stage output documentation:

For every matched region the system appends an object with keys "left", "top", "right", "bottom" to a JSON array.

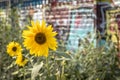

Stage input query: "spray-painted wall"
[
  {"left": 0, "top": 0, "right": 96, "bottom": 51},
  {"left": 44, "top": 0, "right": 95, "bottom": 51},
  {"left": 96, "top": 0, "right": 120, "bottom": 47}
]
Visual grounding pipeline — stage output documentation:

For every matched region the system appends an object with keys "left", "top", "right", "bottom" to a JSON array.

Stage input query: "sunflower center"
[
  {"left": 35, "top": 32, "right": 46, "bottom": 44},
  {"left": 12, "top": 47, "right": 17, "bottom": 51}
]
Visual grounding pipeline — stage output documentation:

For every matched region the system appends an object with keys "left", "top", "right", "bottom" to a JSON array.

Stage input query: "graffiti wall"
[
  {"left": 67, "top": 2, "right": 95, "bottom": 50},
  {"left": 96, "top": 0, "right": 120, "bottom": 44},
  {"left": 96, "top": 1, "right": 111, "bottom": 34},
  {"left": 44, "top": 0, "right": 95, "bottom": 50},
  {"left": 44, "top": 3, "right": 70, "bottom": 41},
  {"left": 17, "top": 0, "right": 96, "bottom": 50},
  {"left": 1, "top": 0, "right": 120, "bottom": 50},
  {"left": 17, "top": 0, "right": 120, "bottom": 49}
]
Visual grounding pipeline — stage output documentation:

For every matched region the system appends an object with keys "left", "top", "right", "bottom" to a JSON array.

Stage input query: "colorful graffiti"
[
  {"left": 1, "top": 0, "right": 95, "bottom": 50},
  {"left": 106, "top": 9, "right": 120, "bottom": 42},
  {"left": 96, "top": 0, "right": 120, "bottom": 47},
  {"left": 96, "top": 2, "right": 111, "bottom": 34},
  {"left": 44, "top": 4, "right": 70, "bottom": 41},
  {"left": 67, "top": 7, "right": 95, "bottom": 50},
  {"left": 44, "top": 0, "right": 95, "bottom": 50}
]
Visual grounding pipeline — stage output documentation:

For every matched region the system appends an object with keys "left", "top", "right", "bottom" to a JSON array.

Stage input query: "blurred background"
[{"left": 0, "top": 0, "right": 120, "bottom": 80}]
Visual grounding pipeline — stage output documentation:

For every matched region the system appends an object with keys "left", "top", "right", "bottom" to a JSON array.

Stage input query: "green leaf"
[{"left": 31, "top": 61, "right": 44, "bottom": 80}]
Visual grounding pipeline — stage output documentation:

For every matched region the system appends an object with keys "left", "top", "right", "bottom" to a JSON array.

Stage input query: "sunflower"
[
  {"left": 7, "top": 41, "right": 22, "bottom": 57},
  {"left": 15, "top": 54, "right": 28, "bottom": 67},
  {"left": 22, "top": 20, "right": 58, "bottom": 57}
]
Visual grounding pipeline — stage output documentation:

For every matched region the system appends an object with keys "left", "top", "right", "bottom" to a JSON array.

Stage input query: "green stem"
[
  {"left": 61, "top": 65, "right": 65, "bottom": 80},
  {"left": 46, "top": 57, "right": 50, "bottom": 79},
  {"left": 23, "top": 67, "right": 26, "bottom": 80}
]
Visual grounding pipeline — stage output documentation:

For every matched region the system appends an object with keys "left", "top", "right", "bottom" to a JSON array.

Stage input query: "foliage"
[
  {"left": 0, "top": 7, "right": 23, "bottom": 80},
  {"left": 1, "top": 7, "right": 120, "bottom": 80}
]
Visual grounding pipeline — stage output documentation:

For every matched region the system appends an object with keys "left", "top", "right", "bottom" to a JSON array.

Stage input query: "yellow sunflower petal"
[
  {"left": 41, "top": 20, "right": 46, "bottom": 28},
  {"left": 36, "top": 20, "right": 41, "bottom": 31},
  {"left": 43, "top": 47, "right": 49, "bottom": 57},
  {"left": 15, "top": 54, "right": 28, "bottom": 67},
  {"left": 6, "top": 42, "right": 22, "bottom": 57},
  {"left": 22, "top": 30, "right": 35, "bottom": 38},
  {"left": 31, "top": 20, "right": 40, "bottom": 32},
  {"left": 31, "top": 20, "right": 36, "bottom": 28},
  {"left": 22, "top": 20, "right": 58, "bottom": 57}
]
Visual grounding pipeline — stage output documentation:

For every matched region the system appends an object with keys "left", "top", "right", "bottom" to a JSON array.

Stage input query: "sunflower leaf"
[{"left": 31, "top": 61, "right": 43, "bottom": 80}]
